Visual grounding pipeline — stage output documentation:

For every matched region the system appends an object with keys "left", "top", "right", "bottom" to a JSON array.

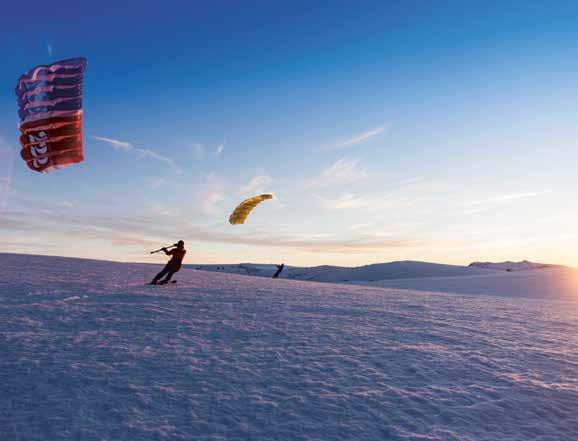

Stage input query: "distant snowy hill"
[
  {"left": 1, "top": 253, "right": 578, "bottom": 440},
  {"left": 468, "top": 260, "right": 563, "bottom": 272},
  {"left": 188, "top": 260, "right": 499, "bottom": 283},
  {"left": 355, "top": 266, "right": 578, "bottom": 301}
]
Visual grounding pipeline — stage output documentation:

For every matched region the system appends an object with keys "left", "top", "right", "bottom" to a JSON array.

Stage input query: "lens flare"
[{"left": 562, "top": 267, "right": 578, "bottom": 300}]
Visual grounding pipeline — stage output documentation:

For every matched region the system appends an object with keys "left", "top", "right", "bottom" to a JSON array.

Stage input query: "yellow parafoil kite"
[{"left": 229, "top": 193, "right": 273, "bottom": 224}]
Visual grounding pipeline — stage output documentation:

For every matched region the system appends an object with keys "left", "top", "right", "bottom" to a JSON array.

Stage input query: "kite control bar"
[{"left": 150, "top": 244, "right": 177, "bottom": 254}]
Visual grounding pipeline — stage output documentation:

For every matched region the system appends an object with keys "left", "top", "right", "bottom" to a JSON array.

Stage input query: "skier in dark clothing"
[
  {"left": 150, "top": 240, "right": 186, "bottom": 285},
  {"left": 272, "top": 263, "right": 284, "bottom": 279}
]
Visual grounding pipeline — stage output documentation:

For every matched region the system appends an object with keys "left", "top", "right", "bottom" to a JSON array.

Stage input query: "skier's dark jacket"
[{"left": 166, "top": 248, "right": 186, "bottom": 271}]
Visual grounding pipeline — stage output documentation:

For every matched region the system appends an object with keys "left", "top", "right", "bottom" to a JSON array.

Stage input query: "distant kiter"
[
  {"left": 149, "top": 241, "right": 186, "bottom": 285},
  {"left": 272, "top": 263, "right": 285, "bottom": 279}
]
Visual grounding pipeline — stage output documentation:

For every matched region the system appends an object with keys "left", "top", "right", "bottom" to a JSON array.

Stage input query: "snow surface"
[
  {"left": 189, "top": 261, "right": 498, "bottom": 283},
  {"left": 354, "top": 268, "right": 578, "bottom": 301},
  {"left": 1, "top": 253, "right": 578, "bottom": 440}
]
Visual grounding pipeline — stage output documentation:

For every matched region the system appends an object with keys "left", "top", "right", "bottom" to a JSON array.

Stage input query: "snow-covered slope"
[
  {"left": 355, "top": 267, "right": 578, "bottom": 301},
  {"left": 1, "top": 253, "right": 577, "bottom": 440},
  {"left": 189, "top": 260, "right": 498, "bottom": 283},
  {"left": 468, "top": 260, "right": 562, "bottom": 272}
]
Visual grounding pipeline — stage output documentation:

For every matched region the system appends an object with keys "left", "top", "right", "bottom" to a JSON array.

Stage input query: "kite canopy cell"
[
  {"left": 229, "top": 194, "right": 273, "bottom": 225},
  {"left": 15, "top": 57, "right": 87, "bottom": 173}
]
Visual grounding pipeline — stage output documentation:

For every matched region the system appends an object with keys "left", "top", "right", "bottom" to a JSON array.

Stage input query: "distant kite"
[
  {"left": 229, "top": 194, "right": 273, "bottom": 225},
  {"left": 15, "top": 57, "right": 87, "bottom": 173}
]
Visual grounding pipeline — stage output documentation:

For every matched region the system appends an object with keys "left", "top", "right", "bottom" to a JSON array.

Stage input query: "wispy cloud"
[
  {"left": 202, "top": 191, "right": 225, "bottom": 215},
  {"left": 0, "top": 239, "right": 59, "bottom": 250},
  {"left": 215, "top": 141, "right": 225, "bottom": 156},
  {"left": 1, "top": 184, "right": 86, "bottom": 217},
  {"left": 461, "top": 190, "right": 553, "bottom": 215},
  {"left": 471, "top": 191, "right": 552, "bottom": 206},
  {"left": 197, "top": 172, "right": 227, "bottom": 215},
  {"left": 238, "top": 173, "right": 273, "bottom": 195},
  {"left": 461, "top": 206, "right": 493, "bottom": 216},
  {"left": 349, "top": 222, "right": 374, "bottom": 231},
  {"left": 92, "top": 135, "right": 182, "bottom": 173},
  {"left": 0, "top": 210, "right": 422, "bottom": 255},
  {"left": 393, "top": 176, "right": 427, "bottom": 187},
  {"left": 47, "top": 42, "right": 53, "bottom": 56},
  {"left": 149, "top": 204, "right": 175, "bottom": 217},
  {"left": 57, "top": 201, "right": 75, "bottom": 209},
  {"left": 92, "top": 136, "right": 131, "bottom": 150},
  {"left": 308, "top": 158, "right": 368, "bottom": 187},
  {"left": 318, "top": 194, "right": 372, "bottom": 210},
  {"left": 361, "top": 230, "right": 400, "bottom": 239},
  {"left": 317, "top": 193, "right": 412, "bottom": 211},
  {"left": 323, "top": 123, "right": 391, "bottom": 151}
]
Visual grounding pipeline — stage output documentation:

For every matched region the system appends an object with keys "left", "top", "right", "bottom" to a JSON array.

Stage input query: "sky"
[{"left": 1, "top": 0, "right": 578, "bottom": 267}]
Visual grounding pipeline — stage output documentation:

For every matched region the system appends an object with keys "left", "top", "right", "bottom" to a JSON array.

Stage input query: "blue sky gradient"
[{"left": 1, "top": 1, "right": 578, "bottom": 266}]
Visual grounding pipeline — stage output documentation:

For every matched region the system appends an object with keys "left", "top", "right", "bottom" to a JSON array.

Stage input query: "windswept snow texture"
[
  {"left": 189, "top": 261, "right": 498, "bottom": 283},
  {"left": 1, "top": 253, "right": 577, "bottom": 441}
]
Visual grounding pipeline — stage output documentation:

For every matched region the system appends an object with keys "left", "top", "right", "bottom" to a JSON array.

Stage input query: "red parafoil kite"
[{"left": 15, "top": 58, "right": 87, "bottom": 173}]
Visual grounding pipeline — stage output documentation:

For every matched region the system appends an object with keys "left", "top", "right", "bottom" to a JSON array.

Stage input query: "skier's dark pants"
[{"left": 152, "top": 264, "right": 178, "bottom": 284}]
